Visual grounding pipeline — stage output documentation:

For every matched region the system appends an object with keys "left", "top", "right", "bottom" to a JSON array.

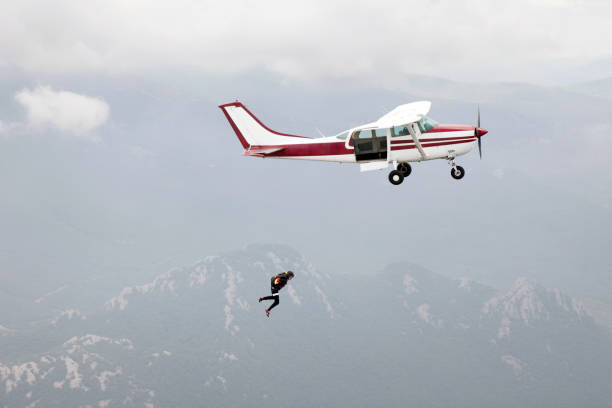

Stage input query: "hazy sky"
[
  {"left": 1, "top": 0, "right": 611, "bottom": 303},
  {"left": 1, "top": 0, "right": 611, "bottom": 84}
]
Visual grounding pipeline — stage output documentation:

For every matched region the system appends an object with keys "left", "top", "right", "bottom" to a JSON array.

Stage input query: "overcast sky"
[{"left": 1, "top": 0, "right": 611, "bottom": 84}]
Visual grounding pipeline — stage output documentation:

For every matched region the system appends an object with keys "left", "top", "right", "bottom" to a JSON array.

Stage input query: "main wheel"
[
  {"left": 388, "top": 170, "right": 404, "bottom": 185},
  {"left": 451, "top": 165, "right": 465, "bottom": 180},
  {"left": 397, "top": 162, "right": 412, "bottom": 177}
]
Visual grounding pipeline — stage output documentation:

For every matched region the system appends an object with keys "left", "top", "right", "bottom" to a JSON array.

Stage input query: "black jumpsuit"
[{"left": 260, "top": 273, "right": 290, "bottom": 312}]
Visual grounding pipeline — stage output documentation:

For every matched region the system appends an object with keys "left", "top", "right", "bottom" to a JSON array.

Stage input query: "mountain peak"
[
  {"left": 483, "top": 277, "right": 589, "bottom": 339},
  {"left": 104, "top": 245, "right": 337, "bottom": 335}
]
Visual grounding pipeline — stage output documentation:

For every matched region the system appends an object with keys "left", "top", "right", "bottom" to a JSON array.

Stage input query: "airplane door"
[{"left": 353, "top": 129, "right": 387, "bottom": 161}]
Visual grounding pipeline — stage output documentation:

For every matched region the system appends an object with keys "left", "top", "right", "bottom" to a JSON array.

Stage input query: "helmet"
[{"left": 286, "top": 271, "right": 295, "bottom": 278}]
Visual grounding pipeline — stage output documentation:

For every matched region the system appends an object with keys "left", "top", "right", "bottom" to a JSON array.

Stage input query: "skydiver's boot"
[
  {"left": 265, "top": 309, "right": 270, "bottom": 317},
  {"left": 258, "top": 297, "right": 264, "bottom": 303}
]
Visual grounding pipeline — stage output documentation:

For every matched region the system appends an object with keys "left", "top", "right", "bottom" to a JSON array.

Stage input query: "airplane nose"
[{"left": 476, "top": 127, "right": 488, "bottom": 136}]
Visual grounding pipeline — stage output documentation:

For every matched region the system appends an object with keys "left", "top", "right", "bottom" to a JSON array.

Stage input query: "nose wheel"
[
  {"left": 451, "top": 165, "right": 465, "bottom": 180},
  {"left": 447, "top": 154, "right": 465, "bottom": 180}
]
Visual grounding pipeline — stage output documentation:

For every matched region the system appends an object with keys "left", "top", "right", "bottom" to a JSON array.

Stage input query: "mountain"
[
  {"left": 2, "top": 245, "right": 611, "bottom": 407},
  {"left": 0, "top": 334, "right": 155, "bottom": 408}
]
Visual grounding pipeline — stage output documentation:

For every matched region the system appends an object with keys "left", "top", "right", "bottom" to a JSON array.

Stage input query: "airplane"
[{"left": 218, "top": 100, "right": 488, "bottom": 185}]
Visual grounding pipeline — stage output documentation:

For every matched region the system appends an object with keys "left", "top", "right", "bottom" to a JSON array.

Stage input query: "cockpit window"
[{"left": 417, "top": 116, "right": 438, "bottom": 133}]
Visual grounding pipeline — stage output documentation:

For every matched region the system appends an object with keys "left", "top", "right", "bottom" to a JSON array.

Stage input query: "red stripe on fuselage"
[
  {"left": 390, "top": 136, "right": 476, "bottom": 145},
  {"left": 390, "top": 139, "right": 475, "bottom": 151},
  {"left": 260, "top": 141, "right": 353, "bottom": 157},
  {"left": 253, "top": 137, "right": 475, "bottom": 158},
  {"left": 426, "top": 125, "right": 475, "bottom": 133}
]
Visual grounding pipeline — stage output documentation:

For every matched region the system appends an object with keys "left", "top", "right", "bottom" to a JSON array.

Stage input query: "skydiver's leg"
[
  {"left": 267, "top": 295, "right": 279, "bottom": 311},
  {"left": 260, "top": 295, "right": 276, "bottom": 301}
]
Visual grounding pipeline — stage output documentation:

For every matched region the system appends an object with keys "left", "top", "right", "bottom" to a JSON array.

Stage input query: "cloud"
[
  {"left": 0, "top": 1, "right": 610, "bottom": 83},
  {"left": 14, "top": 86, "right": 109, "bottom": 138}
]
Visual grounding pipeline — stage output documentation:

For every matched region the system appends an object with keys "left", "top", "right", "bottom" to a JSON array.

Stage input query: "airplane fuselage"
[{"left": 245, "top": 125, "right": 478, "bottom": 163}]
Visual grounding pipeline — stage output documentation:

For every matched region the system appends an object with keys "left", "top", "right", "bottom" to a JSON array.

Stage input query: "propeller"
[{"left": 475, "top": 105, "right": 482, "bottom": 159}]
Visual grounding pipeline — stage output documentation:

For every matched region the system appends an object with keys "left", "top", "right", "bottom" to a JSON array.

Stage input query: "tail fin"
[{"left": 218, "top": 101, "right": 310, "bottom": 148}]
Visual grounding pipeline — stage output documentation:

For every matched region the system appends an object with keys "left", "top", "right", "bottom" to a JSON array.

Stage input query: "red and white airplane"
[{"left": 219, "top": 101, "right": 488, "bottom": 185}]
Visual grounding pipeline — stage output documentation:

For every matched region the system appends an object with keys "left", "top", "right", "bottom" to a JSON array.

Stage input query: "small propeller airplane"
[{"left": 218, "top": 100, "right": 488, "bottom": 185}]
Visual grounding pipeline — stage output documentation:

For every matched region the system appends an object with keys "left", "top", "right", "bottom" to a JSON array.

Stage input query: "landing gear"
[
  {"left": 447, "top": 154, "right": 465, "bottom": 180},
  {"left": 388, "top": 170, "right": 404, "bottom": 185},
  {"left": 397, "top": 162, "right": 412, "bottom": 177},
  {"left": 451, "top": 165, "right": 465, "bottom": 180},
  {"left": 388, "top": 162, "right": 410, "bottom": 185}
]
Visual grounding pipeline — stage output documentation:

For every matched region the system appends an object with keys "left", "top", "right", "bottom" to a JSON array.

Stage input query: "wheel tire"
[
  {"left": 451, "top": 165, "right": 465, "bottom": 180},
  {"left": 397, "top": 162, "right": 412, "bottom": 177},
  {"left": 388, "top": 170, "right": 404, "bottom": 185}
]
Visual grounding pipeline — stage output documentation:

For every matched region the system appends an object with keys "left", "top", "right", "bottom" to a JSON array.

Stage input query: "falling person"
[{"left": 258, "top": 271, "right": 295, "bottom": 316}]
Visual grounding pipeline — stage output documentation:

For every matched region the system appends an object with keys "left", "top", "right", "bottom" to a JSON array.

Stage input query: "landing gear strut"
[{"left": 447, "top": 155, "right": 465, "bottom": 180}]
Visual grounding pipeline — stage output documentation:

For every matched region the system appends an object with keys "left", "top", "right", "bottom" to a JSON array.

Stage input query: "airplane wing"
[
  {"left": 375, "top": 101, "right": 431, "bottom": 128},
  {"left": 243, "top": 146, "right": 285, "bottom": 157}
]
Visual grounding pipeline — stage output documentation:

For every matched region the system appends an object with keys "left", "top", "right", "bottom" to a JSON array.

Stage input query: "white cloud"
[
  {"left": 15, "top": 86, "right": 109, "bottom": 138},
  {"left": 0, "top": 1, "right": 610, "bottom": 83}
]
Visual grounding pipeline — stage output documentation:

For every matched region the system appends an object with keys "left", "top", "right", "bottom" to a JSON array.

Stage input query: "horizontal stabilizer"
[{"left": 244, "top": 146, "right": 285, "bottom": 157}]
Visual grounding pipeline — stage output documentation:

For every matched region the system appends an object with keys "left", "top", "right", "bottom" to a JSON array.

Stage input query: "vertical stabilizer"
[{"left": 219, "top": 102, "right": 310, "bottom": 148}]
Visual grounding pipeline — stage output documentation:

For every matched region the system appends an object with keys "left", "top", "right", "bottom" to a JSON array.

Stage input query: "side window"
[
  {"left": 354, "top": 129, "right": 374, "bottom": 139},
  {"left": 374, "top": 128, "right": 387, "bottom": 137},
  {"left": 392, "top": 125, "right": 410, "bottom": 137}
]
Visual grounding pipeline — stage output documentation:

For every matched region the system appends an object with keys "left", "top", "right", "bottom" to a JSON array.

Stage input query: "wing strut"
[{"left": 408, "top": 123, "right": 427, "bottom": 161}]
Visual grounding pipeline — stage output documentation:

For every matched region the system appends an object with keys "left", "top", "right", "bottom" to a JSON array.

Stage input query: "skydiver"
[{"left": 258, "top": 271, "right": 295, "bottom": 317}]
